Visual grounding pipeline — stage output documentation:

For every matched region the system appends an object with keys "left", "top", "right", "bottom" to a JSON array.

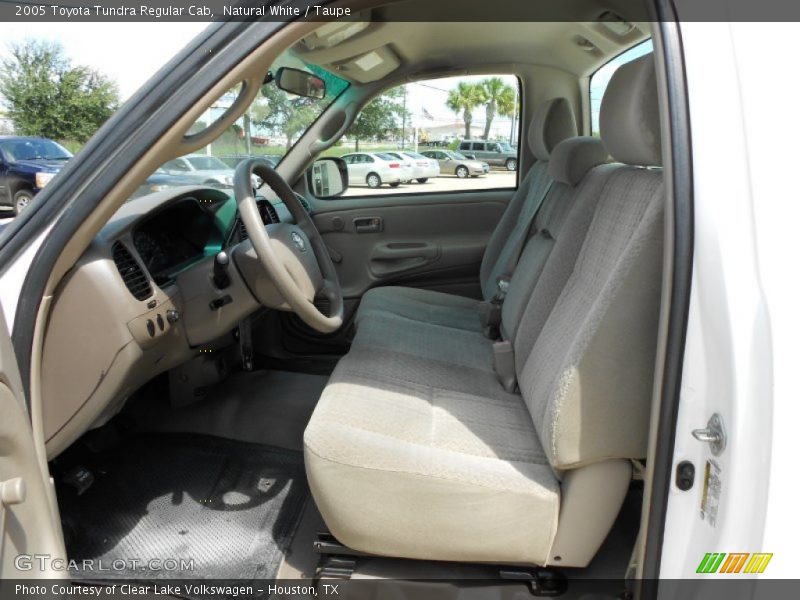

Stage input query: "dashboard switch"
[
  {"left": 209, "top": 295, "right": 233, "bottom": 311},
  {"left": 156, "top": 313, "right": 165, "bottom": 331},
  {"left": 166, "top": 309, "right": 180, "bottom": 324},
  {"left": 146, "top": 319, "right": 156, "bottom": 337}
]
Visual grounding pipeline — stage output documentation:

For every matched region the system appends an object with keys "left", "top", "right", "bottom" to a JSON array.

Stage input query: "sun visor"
[{"left": 333, "top": 45, "right": 401, "bottom": 83}]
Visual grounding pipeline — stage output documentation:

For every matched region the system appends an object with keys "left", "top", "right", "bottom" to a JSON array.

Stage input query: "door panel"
[
  {"left": 0, "top": 303, "right": 65, "bottom": 577},
  {"left": 313, "top": 190, "right": 511, "bottom": 299}
]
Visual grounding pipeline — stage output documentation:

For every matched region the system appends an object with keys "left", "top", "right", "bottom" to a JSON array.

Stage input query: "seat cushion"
[
  {"left": 304, "top": 355, "right": 560, "bottom": 565},
  {"left": 356, "top": 286, "right": 482, "bottom": 332},
  {"left": 352, "top": 311, "right": 493, "bottom": 371}
]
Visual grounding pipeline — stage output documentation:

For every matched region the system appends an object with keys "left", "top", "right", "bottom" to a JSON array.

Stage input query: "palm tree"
[
  {"left": 480, "top": 77, "right": 516, "bottom": 141},
  {"left": 446, "top": 82, "right": 486, "bottom": 140}
]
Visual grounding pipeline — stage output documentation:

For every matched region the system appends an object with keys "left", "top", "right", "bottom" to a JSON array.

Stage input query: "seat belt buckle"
[
  {"left": 492, "top": 339, "right": 517, "bottom": 393},
  {"left": 495, "top": 275, "right": 511, "bottom": 301},
  {"left": 478, "top": 300, "right": 502, "bottom": 335}
]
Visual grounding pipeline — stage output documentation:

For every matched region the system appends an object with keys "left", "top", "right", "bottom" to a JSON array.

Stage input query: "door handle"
[
  {"left": 371, "top": 242, "right": 438, "bottom": 260},
  {"left": 353, "top": 217, "right": 383, "bottom": 233},
  {"left": 369, "top": 242, "right": 440, "bottom": 277}
]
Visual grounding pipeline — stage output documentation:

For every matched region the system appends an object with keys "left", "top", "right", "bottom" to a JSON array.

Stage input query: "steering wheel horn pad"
[{"left": 233, "top": 158, "right": 343, "bottom": 333}]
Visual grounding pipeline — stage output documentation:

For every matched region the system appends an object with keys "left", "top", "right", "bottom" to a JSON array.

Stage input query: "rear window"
[
  {"left": 590, "top": 40, "right": 653, "bottom": 135},
  {"left": 375, "top": 152, "right": 397, "bottom": 161}
]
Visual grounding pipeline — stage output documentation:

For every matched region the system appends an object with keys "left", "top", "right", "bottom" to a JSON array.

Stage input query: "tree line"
[
  {"left": 446, "top": 77, "right": 517, "bottom": 140},
  {"left": 0, "top": 40, "right": 119, "bottom": 144}
]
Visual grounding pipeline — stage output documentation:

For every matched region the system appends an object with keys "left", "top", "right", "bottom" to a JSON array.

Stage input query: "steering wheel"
[{"left": 233, "top": 158, "right": 343, "bottom": 333}]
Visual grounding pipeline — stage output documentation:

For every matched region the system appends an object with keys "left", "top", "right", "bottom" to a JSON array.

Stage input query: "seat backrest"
[
  {"left": 479, "top": 98, "right": 577, "bottom": 300},
  {"left": 499, "top": 137, "right": 609, "bottom": 342},
  {"left": 516, "top": 53, "right": 664, "bottom": 470}
]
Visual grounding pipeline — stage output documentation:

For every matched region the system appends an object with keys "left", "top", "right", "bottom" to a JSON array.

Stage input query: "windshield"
[
  {"left": 449, "top": 151, "right": 468, "bottom": 160},
  {"left": 186, "top": 156, "right": 229, "bottom": 170},
  {"left": 133, "top": 50, "right": 348, "bottom": 199},
  {"left": 0, "top": 138, "right": 72, "bottom": 161}
]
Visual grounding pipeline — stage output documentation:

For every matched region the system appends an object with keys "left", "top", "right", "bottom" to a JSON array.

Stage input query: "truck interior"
[{"left": 7, "top": 1, "right": 690, "bottom": 596}]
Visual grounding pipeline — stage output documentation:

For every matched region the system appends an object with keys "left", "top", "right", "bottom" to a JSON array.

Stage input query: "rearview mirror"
[
  {"left": 307, "top": 157, "right": 348, "bottom": 199},
  {"left": 275, "top": 67, "right": 326, "bottom": 99}
]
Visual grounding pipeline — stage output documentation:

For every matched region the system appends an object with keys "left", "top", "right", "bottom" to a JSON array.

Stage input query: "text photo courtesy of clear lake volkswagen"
[{"left": 0, "top": 1, "right": 798, "bottom": 600}]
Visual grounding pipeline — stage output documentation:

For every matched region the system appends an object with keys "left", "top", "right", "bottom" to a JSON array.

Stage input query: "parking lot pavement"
[{"left": 342, "top": 170, "right": 517, "bottom": 197}]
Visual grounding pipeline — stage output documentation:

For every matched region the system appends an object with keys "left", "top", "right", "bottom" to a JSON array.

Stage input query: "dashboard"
[
  {"left": 132, "top": 199, "right": 226, "bottom": 286},
  {"left": 40, "top": 185, "right": 305, "bottom": 459},
  {"left": 129, "top": 192, "right": 288, "bottom": 286}
]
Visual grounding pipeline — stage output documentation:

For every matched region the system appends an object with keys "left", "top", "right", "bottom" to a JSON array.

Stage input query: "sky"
[{"left": 589, "top": 39, "right": 653, "bottom": 132}]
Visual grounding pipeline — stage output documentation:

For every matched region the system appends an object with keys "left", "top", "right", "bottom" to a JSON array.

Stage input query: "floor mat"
[{"left": 59, "top": 434, "right": 308, "bottom": 583}]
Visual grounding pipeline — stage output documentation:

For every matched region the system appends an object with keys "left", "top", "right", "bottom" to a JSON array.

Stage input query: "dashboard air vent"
[
  {"left": 112, "top": 241, "right": 153, "bottom": 301},
  {"left": 262, "top": 200, "right": 280, "bottom": 224},
  {"left": 295, "top": 194, "right": 312, "bottom": 213},
  {"left": 314, "top": 295, "right": 331, "bottom": 317},
  {"left": 239, "top": 200, "right": 279, "bottom": 241}
]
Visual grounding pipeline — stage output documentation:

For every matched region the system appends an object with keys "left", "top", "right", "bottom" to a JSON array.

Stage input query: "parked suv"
[
  {"left": 457, "top": 139, "right": 518, "bottom": 171},
  {"left": 0, "top": 136, "right": 72, "bottom": 215}
]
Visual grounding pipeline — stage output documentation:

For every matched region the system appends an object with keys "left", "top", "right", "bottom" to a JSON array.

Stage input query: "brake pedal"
[{"left": 62, "top": 466, "right": 95, "bottom": 496}]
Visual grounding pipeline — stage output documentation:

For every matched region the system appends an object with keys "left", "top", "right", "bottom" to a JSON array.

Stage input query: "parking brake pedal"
[{"left": 499, "top": 569, "right": 567, "bottom": 597}]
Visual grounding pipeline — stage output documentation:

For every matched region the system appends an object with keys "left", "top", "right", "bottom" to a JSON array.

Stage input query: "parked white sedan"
[
  {"left": 388, "top": 151, "right": 441, "bottom": 183},
  {"left": 341, "top": 152, "right": 413, "bottom": 188}
]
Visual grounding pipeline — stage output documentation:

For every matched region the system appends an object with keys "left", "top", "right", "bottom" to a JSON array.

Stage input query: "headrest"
[
  {"left": 549, "top": 137, "right": 609, "bottom": 186},
  {"left": 599, "top": 53, "right": 662, "bottom": 166},
  {"left": 528, "top": 98, "right": 577, "bottom": 160}
]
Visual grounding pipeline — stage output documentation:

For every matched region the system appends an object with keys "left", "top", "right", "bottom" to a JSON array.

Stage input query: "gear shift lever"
[{"left": 212, "top": 251, "right": 231, "bottom": 289}]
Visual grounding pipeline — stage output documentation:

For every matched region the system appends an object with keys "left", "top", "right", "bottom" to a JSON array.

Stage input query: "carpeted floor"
[{"left": 59, "top": 433, "right": 308, "bottom": 585}]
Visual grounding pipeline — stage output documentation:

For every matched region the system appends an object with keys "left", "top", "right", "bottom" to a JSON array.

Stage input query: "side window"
[
  {"left": 590, "top": 40, "right": 653, "bottom": 135},
  {"left": 322, "top": 73, "right": 521, "bottom": 197}
]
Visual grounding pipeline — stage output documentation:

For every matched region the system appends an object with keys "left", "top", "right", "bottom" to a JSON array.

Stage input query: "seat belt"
[
  {"left": 500, "top": 177, "right": 555, "bottom": 282},
  {"left": 479, "top": 176, "right": 554, "bottom": 338},
  {"left": 492, "top": 339, "right": 518, "bottom": 393}
]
